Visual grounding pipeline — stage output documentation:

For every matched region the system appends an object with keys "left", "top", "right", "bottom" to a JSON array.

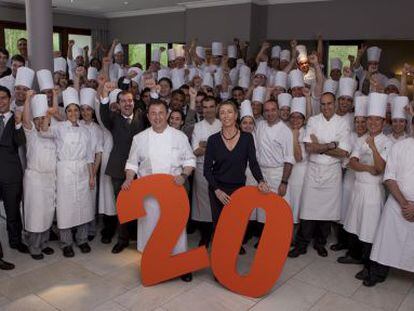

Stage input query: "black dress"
[{"left": 204, "top": 131, "right": 264, "bottom": 223}]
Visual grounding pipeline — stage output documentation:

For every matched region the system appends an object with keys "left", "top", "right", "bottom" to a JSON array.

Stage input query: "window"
[
  {"left": 4, "top": 28, "right": 61, "bottom": 55},
  {"left": 151, "top": 43, "right": 168, "bottom": 67},
  {"left": 172, "top": 43, "right": 184, "bottom": 50},
  {"left": 68, "top": 34, "right": 92, "bottom": 52},
  {"left": 328, "top": 45, "right": 358, "bottom": 73},
  {"left": 128, "top": 44, "right": 146, "bottom": 68}
]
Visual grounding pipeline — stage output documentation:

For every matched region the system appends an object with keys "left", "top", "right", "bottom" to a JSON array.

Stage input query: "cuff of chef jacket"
[
  {"left": 284, "top": 156, "right": 296, "bottom": 165},
  {"left": 101, "top": 97, "right": 110, "bottom": 105},
  {"left": 15, "top": 123, "right": 22, "bottom": 130},
  {"left": 383, "top": 171, "right": 396, "bottom": 183},
  {"left": 125, "top": 163, "right": 138, "bottom": 174}
]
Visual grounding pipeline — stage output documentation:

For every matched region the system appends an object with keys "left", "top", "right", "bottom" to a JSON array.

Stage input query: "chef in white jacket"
[
  {"left": 368, "top": 135, "right": 414, "bottom": 287},
  {"left": 123, "top": 99, "right": 196, "bottom": 282},
  {"left": 387, "top": 96, "right": 410, "bottom": 144},
  {"left": 339, "top": 93, "right": 392, "bottom": 270},
  {"left": 41, "top": 87, "right": 95, "bottom": 258},
  {"left": 191, "top": 96, "right": 221, "bottom": 247},
  {"left": 289, "top": 92, "right": 351, "bottom": 258},
  {"left": 22, "top": 92, "right": 56, "bottom": 260}
]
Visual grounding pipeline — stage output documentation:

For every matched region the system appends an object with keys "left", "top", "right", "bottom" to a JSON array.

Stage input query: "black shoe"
[
  {"left": 101, "top": 236, "right": 112, "bottom": 244},
  {"left": 355, "top": 268, "right": 369, "bottom": 280},
  {"left": 42, "top": 247, "right": 54, "bottom": 255},
  {"left": 288, "top": 247, "right": 307, "bottom": 258},
  {"left": 63, "top": 246, "right": 75, "bottom": 258},
  {"left": 363, "top": 278, "right": 380, "bottom": 287},
  {"left": 0, "top": 259, "right": 15, "bottom": 270},
  {"left": 31, "top": 254, "right": 44, "bottom": 260},
  {"left": 314, "top": 246, "right": 328, "bottom": 257},
  {"left": 78, "top": 243, "right": 91, "bottom": 253},
  {"left": 330, "top": 243, "right": 347, "bottom": 251},
  {"left": 11, "top": 243, "right": 29, "bottom": 254},
  {"left": 88, "top": 235, "right": 95, "bottom": 242},
  {"left": 337, "top": 255, "right": 362, "bottom": 265},
  {"left": 180, "top": 273, "right": 193, "bottom": 282},
  {"left": 49, "top": 230, "right": 59, "bottom": 241},
  {"left": 239, "top": 246, "right": 246, "bottom": 255},
  {"left": 112, "top": 242, "right": 127, "bottom": 254}
]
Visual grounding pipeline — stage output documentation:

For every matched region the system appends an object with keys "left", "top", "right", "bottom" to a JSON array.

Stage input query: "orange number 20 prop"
[{"left": 117, "top": 174, "right": 293, "bottom": 298}]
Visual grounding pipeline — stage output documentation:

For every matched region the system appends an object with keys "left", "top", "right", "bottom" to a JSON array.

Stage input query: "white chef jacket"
[{"left": 191, "top": 119, "right": 221, "bottom": 163}]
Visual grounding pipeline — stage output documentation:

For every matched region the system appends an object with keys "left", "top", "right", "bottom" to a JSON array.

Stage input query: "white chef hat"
[
  {"left": 87, "top": 67, "right": 98, "bottom": 81},
  {"left": 338, "top": 77, "right": 356, "bottom": 99},
  {"left": 278, "top": 93, "right": 292, "bottom": 108},
  {"left": 212, "top": 42, "right": 223, "bottom": 56},
  {"left": 167, "top": 49, "right": 176, "bottom": 61},
  {"left": 252, "top": 86, "right": 266, "bottom": 103},
  {"left": 80, "top": 87, "right": 97, "bottom": 109},
  {"left": 31, "top": 94, "right": 48, "bottom": 119},
  {"left": 15, "top": 67, "right": 34, "bottom": 89},
  {"left": 255, "top": 62, "right": 268, "bottom": 77},
  {"left": 271, "top": 45, "right": 281, "bottom": 59},
  {"left": 109, "top": 88, "right": 122, "bottom": 103},
  {"left": 152, "top": 48, "right": 161, "bottom": 63},
  {"left": 385, "top": 78, "right": 401, "bottom": 92},
  {"left": 290, "top": 97, "right": 306, "bottom": 116},
  {"left": 354, "top": 95, "right": 368, "bottom": 117},
  {"left": 214, "top": 68, "right": 223, "bottom": 86},
  {"left": 128, "top": 67, "right": 143, "bottom": 84},
  {"left": 280, "top": 49, "right": 291, "bottom": 62},
  {"left": 62, "top": 87, "right": 79, "bottom": 108},
  {"left": 36, "top": 69, "right": 54, "bottom": 91},
  {"left": 296, "top": 45, "right": 308, "bottom": 62},
  {"left": 240, "top": 99, "right": 254, "bottom": 120},
  {"left": 227, "top": 45, "right": 237, "bottom": 59},
  {"left": 289, "top": 69, "right": 304, "bottom": 89},
  {"left": 323, "top": 79, "right": 339, "bottom": 96},
  {"left": 238, "top": 65, "right": 251, "bottom": 89},
  {"left": 274, "top": 71, "right": 288, "bottom": 90},
  {"left": 114, "top": 43, "right": 123, "bottom": 55},
  {"left": 175, "top": 46, "right": 185, "bottom": 59},
  {"left": 391, "top": 96, "right": 409, "bottom": 119},
  {"left": 196, "top": 46, "right": 206, "bottom": 59},
  {"left": 157, "top": 68, "right": 171, "bottom": 81},
  {"left": 171, "top": 68, "right": 185, "bottom": 90},
  {"left": 73, "top": 46, "right": 83, "bottom": 59},
  {"left": 367, "top": 92, "right": 387, "bottom": 118},
  {"left": 202, "top": 71, "right": 214, "bottom": 88},
  {"left": 330, "top": 58, "right": 343, "bottom": 71},
  {"left": 54, "top": 57, "right": 67, "bottom": 73},
  {"left": 367, "top": 46, "right": 382, "bottom": 62}
]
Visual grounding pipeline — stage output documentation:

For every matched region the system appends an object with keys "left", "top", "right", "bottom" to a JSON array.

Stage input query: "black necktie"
[
  {"left": 126, "top": 117, "right": 132, "bottom": 125},
  {"left": 0, "top": 115, "right": 5, "bottom": 139}
]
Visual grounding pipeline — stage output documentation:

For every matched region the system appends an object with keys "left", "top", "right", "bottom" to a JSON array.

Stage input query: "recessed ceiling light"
[{"left": 124, "top": 1, "right": 129, "bottom": 4}]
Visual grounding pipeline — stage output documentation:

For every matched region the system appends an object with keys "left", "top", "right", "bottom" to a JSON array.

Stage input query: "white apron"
[
  {"left": 98, "top": 129, "right": 116, "bottom": 216},
  {"left": 289, "top": 161, "right": 307, "bottom": 224},
  {"left": 56, "top": 130, "right": 94, "bottom": 229},
  {"left": 300, "top": 161, "right": 342, "bottom": 221},
  {"left": 257, "top": 166, "right": 289, "bottom": 223},
  {"left": 137, "top": 129, "right": 187, "bottom": 254},
  {"left": 191, "top": 162, "right": 212, "bottom": 222},
  {"left": 340, "top": 169, "right": 355, "bottom": 224},
  {"left": 245, "top": 167, "right": 258, "bottom": 221}
]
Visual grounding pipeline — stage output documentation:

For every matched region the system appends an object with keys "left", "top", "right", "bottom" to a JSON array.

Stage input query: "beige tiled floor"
[{"left": 0, "top": 218, "right": 413, "bottom": 311}]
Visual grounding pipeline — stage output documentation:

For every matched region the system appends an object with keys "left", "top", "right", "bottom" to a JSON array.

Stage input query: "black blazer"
[
  {"left": 100, "top": 103, "right": 145, "bottom": 179},
  {"left": 0, "top": 114, "right": 26, "bottom": 183}
]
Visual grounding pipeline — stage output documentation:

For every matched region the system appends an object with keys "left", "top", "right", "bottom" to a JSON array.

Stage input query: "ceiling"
[{"left": 0, "top": 0, "right": 333, "bottom": 18}]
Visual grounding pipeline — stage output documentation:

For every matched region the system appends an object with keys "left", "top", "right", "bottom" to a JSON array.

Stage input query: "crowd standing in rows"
[{"left": 0, "top": 36, "right": 413, "bottom": 286}]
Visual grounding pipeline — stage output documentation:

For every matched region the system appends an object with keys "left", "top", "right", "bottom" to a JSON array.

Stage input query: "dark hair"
[
  {"left": 17, "top": 38, "right": 27, "bottom": 43},
  {"left": 202, "top": 95, "right": 217, "bottom": 105},
  {"left": 11, "top": 54, "right": 25, "bottom": 64},
  {"left": 171, "top": 89, "right": 185, "bottom": 98},
  {"left": 158, "top": 77, "right": 172, "bottom": 89},
  {"left": 118, "top": 90, "right": 133, "bottom": 99},
  {"left": 89, "top": 57, "right": 102, "bottom": 69},
  {"left": 179, "top": 84, "right": 189, "bottom": 91},
  {"left": 117, "top": 76, "right": 130, "bottom": 90},
  {"left": 232, "top": 86, "right": 245, "bottom": 93},
  {"left": 148, "top": 99, "right": 169, "bottom": 112},
  {"left": 169, "top": 109, "right": 185, "bottom": 121},
  {"left": 0, "top": 47, "right": 10, "bottom": 58},
  {"left": 217, "top": 100, "right": 238, "bottom": 114},
  {"left": 196, "top": 91, "right": 207, "bottom": 98},
  {"left": 140, "top": 87, "right": 151, "bottom": 98},
  {"left": 0, "top": 85, "right": 11, "bottom": 98}
]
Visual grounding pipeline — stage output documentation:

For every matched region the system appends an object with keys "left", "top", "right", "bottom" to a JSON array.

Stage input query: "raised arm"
[
  {"left": 283, "top": 40, "right": 298, "bottom": 73},
  {"left": 22, "top": 89, "right": 35, "bottom": 130}
]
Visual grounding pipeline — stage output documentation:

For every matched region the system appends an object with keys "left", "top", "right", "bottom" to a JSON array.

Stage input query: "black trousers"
[
  {"left": 347, "top": 233, "right": 372, "bottom": 263},
  {"left": 0, "top": 181, "right": 23, "bottom": 246},
  {"left": 295, "top": 219, "right": 332, "bottom": 250},
  {"left": 208, "top": 186, "right": 239, "bottom": 226},
  {"left": 101, "top": 177, "right": 136, "bottom": 244},
  {"left": 0, "top": 241, "right": 3, "bottom": 258}
]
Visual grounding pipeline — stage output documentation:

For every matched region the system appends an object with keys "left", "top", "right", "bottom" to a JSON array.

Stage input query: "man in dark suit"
[
  {"left": 100, "top": 89, "right": 145, "bottom": 253},
  {"left": 0, "top": 85, "right": 28, "bottom": 257}
]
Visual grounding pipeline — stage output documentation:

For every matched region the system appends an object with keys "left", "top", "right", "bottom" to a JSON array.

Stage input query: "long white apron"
[
  {"left": 340, "top": 169, "right": 355, "bottom": 224},
  {"left": 56, "top": 131, "right": 94, "bottom": 229},
  {"left": 370, "top": 195, "right": 414, "bottom": 272},
  {"left": 257, "top": 166, "right": 288, "bottom": 223},
  {"left": 289, "top": 161, "right": 307, "bottom": 224},
  {"left": 98, "top": 129, "right": 116, "bottom": 216},
  {"left": 300, "top": 161, "right": 342, "bottom": 221},
  {"left": 137, "top": 130, "right": 187, "bottom": 254},
  {"left": 245, "top": 167, "right": 258, "bottom": 221},
  {"left": 191, "top": 162, "right": 212, "bottom": 222}
]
